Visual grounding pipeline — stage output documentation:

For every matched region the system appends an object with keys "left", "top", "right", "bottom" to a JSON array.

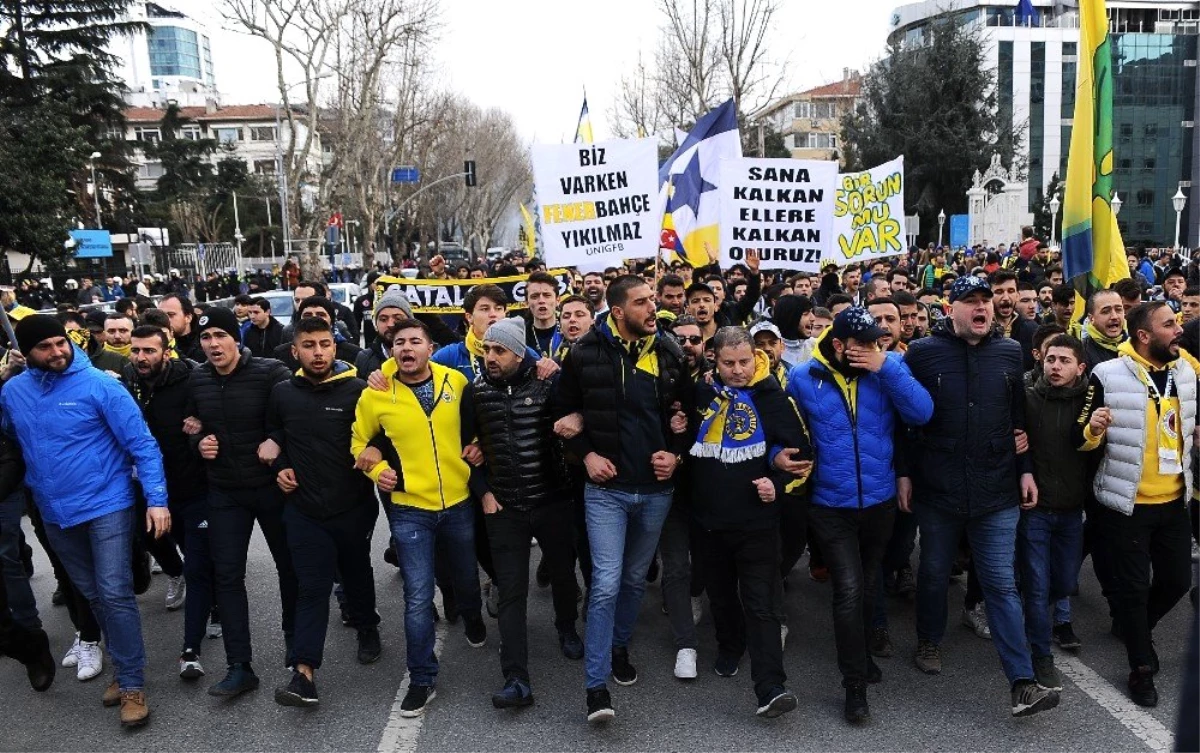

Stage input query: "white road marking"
[
  {"left": 1055, "top": 650, "right": 1175, "bottom": 753},
  {"left": 376, "top": 597, "right": 448, "bottom": 753}
]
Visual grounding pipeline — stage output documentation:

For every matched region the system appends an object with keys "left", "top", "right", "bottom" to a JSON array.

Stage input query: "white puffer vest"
[{"left": 1092, "top": 355, "right": 1196, "bottom": 515}]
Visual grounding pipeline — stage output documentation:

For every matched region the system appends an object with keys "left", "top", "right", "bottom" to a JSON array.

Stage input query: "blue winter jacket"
[
  {"left": 786, "top": 344, "right": 933, "bottom": 509},
  {"left": 0, "top": 345, "right": 168, "bottom": 527}
]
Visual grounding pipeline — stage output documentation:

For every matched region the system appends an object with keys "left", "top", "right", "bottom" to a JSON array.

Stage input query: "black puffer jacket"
[
  {"left": 266, "top": 363, "right": 372, "bottom": 519},
  {"left": 473, "top": 357, "right": 567, "bottom": 510},
  {"left": 186, "top": 349, "right": 291, "bottom": 490},
  {"left": 123, "top": 358, "right": 207, "bottom": 502},
  {"left": 1024, "top": 373, "right": 1092, "bottom": 512},
  {"left": 554, "top": 314, "right": 692, "bottom": 485},
  {"left": 903, "top": 320, "right": 1030, "bottom": 518}
]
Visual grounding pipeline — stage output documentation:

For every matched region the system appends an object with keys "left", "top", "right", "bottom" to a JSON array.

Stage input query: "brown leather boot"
[
  {"left": 102, "top": 680, "right": 121, "bottom": 707},
  {"left": 119, "top": 690, "right": 150, "bottom": 727}
]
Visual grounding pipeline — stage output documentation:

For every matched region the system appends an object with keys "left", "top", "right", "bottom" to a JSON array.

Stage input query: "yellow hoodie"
[{"left": 350, "top": 360, "right": 472, "bottom": 512}]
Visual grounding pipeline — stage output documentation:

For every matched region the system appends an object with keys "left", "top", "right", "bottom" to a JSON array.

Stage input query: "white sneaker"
[
  {"left": 781, "top": 624, "right": 790, "bottom": 650},
  {"left": 61, "top": 633, "right": 81, "bottom": 668},
  {"left": 206, "top": 618, "right": 222, "bottom": 639},
  {"left": 165, "top": 576, "right": 186, "bottom": 611},
  {"left": 961, "top": 604, "right": 992, "bottom": 640},
  {"left": 75, "top": 640, "right": 103, "bottom": 681},
  {"left": 691, "top": 596, "right": 704, "bottom": 625},
  {"left": 674, "top": 648, "right": 698, "bottom": 680}
]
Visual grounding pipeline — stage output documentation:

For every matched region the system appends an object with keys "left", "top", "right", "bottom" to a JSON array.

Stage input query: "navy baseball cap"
[
  {"left": 947, "top": 276, "right": 994, "bottom": 303},
  {"left": 830, "top": 306, "right": 887, "bottom": 343}
]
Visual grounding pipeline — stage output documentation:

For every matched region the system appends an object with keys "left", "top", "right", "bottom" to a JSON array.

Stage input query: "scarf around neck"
[
  {"left": 105, "top": 342, "right": 132, "bottom": 358},
  {"left": 1085, "top": 321, "right": 1126, "bottom": 351},
  {"left": 690, "top": 350, "right": 771, "bottom": 463}
]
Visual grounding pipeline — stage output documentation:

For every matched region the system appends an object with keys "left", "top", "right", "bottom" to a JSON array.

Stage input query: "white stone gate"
[{"left": 967, "top": 154, "right": 1034, "bottom": 248}]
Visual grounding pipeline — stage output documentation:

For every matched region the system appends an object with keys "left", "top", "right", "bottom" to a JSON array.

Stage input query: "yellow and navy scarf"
[
  {"left": 1085, "top": 321, "right": 1126, "bottom": 353},
  {"left": 690, "top": 350, "right": 771, "bottom": 463},
  {"left": 600, "top": 315, "right": 660, "bottom": 377}
]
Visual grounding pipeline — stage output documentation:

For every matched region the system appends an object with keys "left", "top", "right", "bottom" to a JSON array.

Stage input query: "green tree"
[
  {"left": 0, "top": 0, "right": 144, "bottom": 269},
  {"left": 1032, "top": 171, "right": 1063, "bottom": 245},
  {"left": 842, "top": 17, "right": 1023, "bottom": 245},
  {"left": 149, "top": 104, "right": 217, "bottom": 200}
]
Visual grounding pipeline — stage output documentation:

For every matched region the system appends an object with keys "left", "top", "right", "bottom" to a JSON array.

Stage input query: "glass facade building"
[
  {"left": 890, "top": 0, "right": 1198, "bottom": 247},
  {"left": 148, "top": 26, "right": 202, "bottom": 79}
]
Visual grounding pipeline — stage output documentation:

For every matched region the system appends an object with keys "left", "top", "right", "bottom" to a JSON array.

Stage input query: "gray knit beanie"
[
  {"left": 484, "top": 317, "right": 526, "bottom": 356},
  {"left": 374, "top": 288, "right": 413, "bottom": 321}
]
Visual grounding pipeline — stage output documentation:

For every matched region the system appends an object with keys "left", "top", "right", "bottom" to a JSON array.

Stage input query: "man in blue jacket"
[
  {"left": 902, "top": 277, "right": 1060, "bottom": 718},
  {"left": 0, "top": 315, "right": 169, "bottom": 727},
  {"left": 786, "top": 306, "right": 932, "bottom": 724}
]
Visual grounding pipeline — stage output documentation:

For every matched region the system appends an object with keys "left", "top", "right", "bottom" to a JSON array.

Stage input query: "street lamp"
[
  {"left": 1173, "top": 187, "right": 1187, "bottom": 251},
  {"left": 1111, "top": 192, "right": 1122, "bottom": 217},
  {"left": 937, "top": 208, "right": 946, "bottom": 247},
  {"left": 88, "top": 151, "right": 102, "bottom": 229},
  {"left": 1049, "top": 194, "right": 1061, "bottom": 247}
]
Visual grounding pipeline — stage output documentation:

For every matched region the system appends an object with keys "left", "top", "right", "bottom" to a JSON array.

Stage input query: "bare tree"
[{"left": 609, "top": 0, "right": 785, "bottom": 135}]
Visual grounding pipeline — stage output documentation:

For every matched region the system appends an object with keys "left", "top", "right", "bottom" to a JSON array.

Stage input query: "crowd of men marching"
[{"left": 0, "top": 234, "right": 1197, "bottom": 738}]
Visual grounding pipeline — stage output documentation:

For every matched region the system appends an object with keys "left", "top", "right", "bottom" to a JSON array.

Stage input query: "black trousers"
[
  {"left": 135, "top": 490, "right": 183, "bottom": 578},
  {"left": 485, "top": 500, "right": 577, "bottom": 682},
  {"left": 208, "top": 485, "right": 298, "bottom": 667},
  {"left": 699, "top": 525, "right": 785, "bottom": 701},
  {"left": 1092, "top": 499, "right": 1193, "bottom": 671},
  {"left": 808, "top": 501, "right": 895, "bottom": 687},
  {"left": 568, "top": 473, "right": 592, "bottom": 590},
  {"left": 284, "top": 502, "right": 379, "bottom": 670}
]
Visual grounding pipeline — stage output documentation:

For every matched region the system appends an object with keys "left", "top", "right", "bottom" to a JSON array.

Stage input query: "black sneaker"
[
  {"left": 844, "top": 682, "right": 869, "bottom": 723},
  {"left": 611, "top": 647, "right": 637, "bottom": 686},
  {"left": 1128, "top": 667, "right": 1157, "bottom": 707},
  {"left": 179, "top": 649, "right": 205, "bottom": 680},
  {"left": 340, "top": 605, "right": 352, "bottom": 627},
  {"left": 586, "top": 686, "right": 614, "bottom": 723},
  {"left": 869, "top": 627, "right": 893, "bottom": 658},
  {"left": 714, "top": 652, "right": 740, "bottom": 677},
  {"left": 274, "top": 670, "right": 318, "bottom": 707},
  {"left": 1052, "top": 622, "right": 1082, "bottom": 651},
  {"left": 399, "top": 684, "right": 435, "bottom": 718},
  {"left": 356, "top": 627, "right": 382, "bottom": 664},
  {"left": 756, "top": 687, "right": 797, "bottom": 718},
  {"left": 51, "top": 588, "right": 66, "bottom": 607},
  {"left": 866, "top": 658, "right": 882, "bottom": 684},
  {"left": 1033, "top": 654, "right": 1062, "bottom": 691},
  {"left": 894, "top": 566, "right": 917, "bottom": 596},
  {"left": 207, "top": 662, "right": 260, "bottom": 697},
  {"left": 491, "top": 676, "right": 534, "bottom": 709},
  {"left": 383, "top": 543, "right": 399, "bottom": 568},
  {"left": 558, "top": 627, "right": 584, "bottom": 661},
  {"left": 1011, "top": 679, "right": 1060, "bottom": 717},
  {"left": 463, "top": 615, "right": 487, "bottom": 648}
]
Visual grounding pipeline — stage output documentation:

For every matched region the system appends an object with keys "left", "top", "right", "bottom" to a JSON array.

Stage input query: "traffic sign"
[{"left": 391, "top": 166, "right": 420, "bottom": 184}]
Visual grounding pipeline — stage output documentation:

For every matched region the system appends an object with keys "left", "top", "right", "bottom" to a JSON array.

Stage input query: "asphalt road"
[{"left": 1, "top": 514, "right": 1195, "bottom": 753}]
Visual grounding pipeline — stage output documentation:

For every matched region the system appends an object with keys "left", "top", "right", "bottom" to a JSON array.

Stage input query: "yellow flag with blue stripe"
[{"left": 1061, "top": 0, "right": 1128, "bottom": 306}]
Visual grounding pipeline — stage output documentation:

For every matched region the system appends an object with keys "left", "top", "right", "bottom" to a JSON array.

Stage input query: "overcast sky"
[{"left": 174, "top": 0, "right": 899, "bottom": 141}]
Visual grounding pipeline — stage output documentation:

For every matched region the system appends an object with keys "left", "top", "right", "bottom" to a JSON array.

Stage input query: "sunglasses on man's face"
[{"left": 677, "top": 335, "right": 704, "bottom": 345}]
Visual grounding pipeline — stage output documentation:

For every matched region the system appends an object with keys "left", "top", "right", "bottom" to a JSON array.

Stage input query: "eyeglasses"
[{"left": 677, "top": 335, "right": 704, "bottom": 345}]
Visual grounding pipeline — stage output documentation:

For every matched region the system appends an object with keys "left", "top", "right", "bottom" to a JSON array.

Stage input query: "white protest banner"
[
  {"left": 532, "top": 137, "right": 662, "bottom": 269},
  {"left": 717, "top": 158, "right": 837, "bottom": 272},
  {"left": 831, "top": 156, "right": 906, "bottom": 264}
]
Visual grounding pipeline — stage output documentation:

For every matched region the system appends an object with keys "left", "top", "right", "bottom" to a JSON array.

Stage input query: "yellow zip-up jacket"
[{"left": 350, "top": 360, "right": 474, "bottom": 511}]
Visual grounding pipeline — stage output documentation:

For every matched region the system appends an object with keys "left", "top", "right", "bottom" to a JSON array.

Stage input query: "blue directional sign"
[
  {"left": 69, "top": 229, "right": 113, "bottom": 258},
  {"left": 949, "top": 214, "right": 970, "bottom": 249},
  {"left": 391, "top": 166, "right": 420, "bottom": 184}
]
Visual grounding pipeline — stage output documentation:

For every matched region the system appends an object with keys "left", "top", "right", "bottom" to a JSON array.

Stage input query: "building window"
[
  {"left": 792, "top": 101, "right": 837, "bottom": 120},
  {"left": 253, "top": 159, "right": 277, "bottom": 175},
  {"left": 134, "top": 127, "right": 161, "bottom": 143},
  {"left": 1119, "top": 123, "right": 1134, "bottom": 139},
  {"left": 180, "top": 126, "right": 201, "bottom": 141},
  {"left": 1136, "top": 189, "right": 1155, "bottom": 207},
  {"left": 214, "top": 127, "right": 242, "bottom": 144},
  {"left": 138, "top": 161, "right": 165, "bottom": 180},
  {"left": 250, "top": 126, "right": 277, "bottom": 141},
  {"left": 147, "top": 26, "right": 203, "bottom": 79},
  {"left": 1144, "top": 157, "right": 1157, "bottom": 170}
]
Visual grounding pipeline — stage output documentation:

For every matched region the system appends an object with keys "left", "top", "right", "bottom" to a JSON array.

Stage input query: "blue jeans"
[
  {"left": 44, "top": 507, "right": 147, "bottom": 690},
  {"left": 583, "top": 484, "right": 673, "bottom": 690},
  {"left": 1017, "top": 508, "right": 1083, "bottom": 658},
  {"left": 0, "top": 488, "right": 38, "bottom": 629},
  {"left": 389, "top": 501, "right": 482, "bottom": 687},
  {"left": 915, "top": 504, "right": 1033, "bottom": 684}
]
